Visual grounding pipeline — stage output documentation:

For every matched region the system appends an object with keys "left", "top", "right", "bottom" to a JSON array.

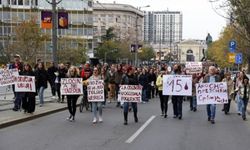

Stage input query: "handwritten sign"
[
  {"left": 119, "top": 85, "right": 142, "bottom": 103},
  {"left": 87, "top": 80, "right": 104, "bottom": 102},
  {"left": 185, "top": 62, "right": 203, "bottom": 74},
  {"left": 15, "top": 76, "right": 36, "bottom": 92},
  {"left": 196, "top": 82, "right": 228, "bottom": 105},
  {"left": 163, "top": 75, "right": 192, "bottom": 96},
  {"left": 61, "top": 78, "right": 83, "bottom": 95},
  {"left": 0, "top": 68, "right": 19, "bottom": 86}
]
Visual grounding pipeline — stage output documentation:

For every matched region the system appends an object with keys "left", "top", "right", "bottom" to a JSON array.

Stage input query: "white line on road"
[{"left": 125, "top": 115, "right": 156, "bottom": 144}]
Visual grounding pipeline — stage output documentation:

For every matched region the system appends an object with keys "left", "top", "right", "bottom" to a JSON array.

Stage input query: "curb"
[{"left": 0, "top": 106, "right": 68, "bottom": 129}]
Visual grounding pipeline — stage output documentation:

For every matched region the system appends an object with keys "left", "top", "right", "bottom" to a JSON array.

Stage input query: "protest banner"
[
  {"left": 0, "top": 68, "right": 19, "bottom": 86},
  {"left": 163, "top": 75, "right": 192, "bottom": 96},
  {"left": 196, "top": 82, "right": 228, "bottom": 105},
  {"left": 119, "top": 85, "right": 142, "bottom": 103},
  {"left": 87, "top": 80, "right": 105, "bottom": 102},
  {"left": 61, "top": 78, "right": 83, "bottom": 95},
  {"left": 15, "top": 76, "right": 36, "bottom": 92},
  {"left": 185, "top": 62, "right": 203, "bottom": 74}
]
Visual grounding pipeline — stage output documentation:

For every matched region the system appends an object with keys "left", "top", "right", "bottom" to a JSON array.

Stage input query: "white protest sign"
[
  {"left": 119, "top": 85, "right": 142, "bottom": 103},
  {"left": 196, "top": 82, "right": 228, "bottom": 105},
  {"left": 163, "top": 75, "right": 192, "bottom": 96},
  {"left": 61, "top": 78, "right": 83, "bottom": 95},
  {"left": 0, "top": 68, "right": 19, "bottom": 86},
  {"left": 15, "top": 76, "right": 36, "bottom": 92},
  {"left": 87, "top": 80, "right": 105, "bottom": 102},
  {"left": 185, "top": 62, "right": 203, "bottom": 74}
]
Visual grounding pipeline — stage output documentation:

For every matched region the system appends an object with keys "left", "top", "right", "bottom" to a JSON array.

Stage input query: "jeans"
[
  {"left": 38, "top": 87, "right": 45, "bottom": 105},
  {"left": 172, "top": 96, "right": 183, "bottom": 117},
  {"left": 241, "top": 99, "right": 249, "bottom": 118},
  {"left": 14, "top": 92, "right": 25, "bottom": 109},
  {"left": 237, "top": 94, "right": 243, "bottom": 114},
  {"left": 49, "top": 80, "right": 56, "bottom": 96},
  {"left": 207, "top": 104, "right": 216, "bottom": 120},
  {"left": 190, "top": 96, "right": 197, "bottom": 109},
  {"left": 92, "top": 102, "right": 103, "bottom": 119},
  {"left": 142, "top": 88, "right": 148, "bottom": 102},
  {"left": 123, "top": 102, "right": 137, "bottom": 113}
]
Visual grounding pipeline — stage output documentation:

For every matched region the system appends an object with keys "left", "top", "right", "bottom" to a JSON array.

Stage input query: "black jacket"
[{"left": 35, "top": 69, "right": 48, "bottom": 89}]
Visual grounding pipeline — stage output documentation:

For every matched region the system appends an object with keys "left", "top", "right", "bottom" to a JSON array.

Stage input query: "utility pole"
[{"left": 46, "top": 0, "right": 62, "bottom": 64}]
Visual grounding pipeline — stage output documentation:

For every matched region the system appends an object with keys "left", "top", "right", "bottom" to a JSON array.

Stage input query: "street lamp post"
[
  {"left": 46, "top": 0, "right": 62, "bottom": 65},
  {"left": 135, "top": 5, "right": 150, "bottom": 67}
]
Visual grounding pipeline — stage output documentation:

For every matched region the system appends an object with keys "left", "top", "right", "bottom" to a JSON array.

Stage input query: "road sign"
[
  {"left": 228, "top": 53, "right": 236, "bottom": 63},
  {"left": 235, "top": 53, "right": 243, "bottom": 64},
  {"left": 229, "top": 40, "right": 237, "bottom": 53}
]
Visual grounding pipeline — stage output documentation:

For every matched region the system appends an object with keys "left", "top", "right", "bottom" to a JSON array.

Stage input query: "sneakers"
[
  {"left": 92, "top": 118, "right": 97, "bottom": 124},
  {"left": 66, "top": 115, "right": 72, "bottom": 121},
  {"left": 51, "top": 96, "right": 56, "bottom": 99},
  {"left": 99, "top": 117, "right": 103, "bottom": 123}
]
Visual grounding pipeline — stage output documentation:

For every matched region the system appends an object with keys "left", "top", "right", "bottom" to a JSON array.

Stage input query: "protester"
[
  {"left": 235, "top": 71, "right": 245, "bottom": 115},
  {"left": 11, "top": 54, "right": 24, "bottom": 111},
  {"left": 237, "top": 78, "right": 250, "bottom": 120},
  {"left": 55, "top": 63, "right": 67, "bottom": 103},
  {"left": 89, "top": 67, "right": 103, "bottom": 124},
  {"left": 47, "top": 62, "right": 58, "bottom": 99},
  {"left": 139, "top": 68, "right": 149, "bottom": 103},
  {"left": 149, "top": 68, "right": 157, "bottom": 99},
  {"left": 35, "top": 62, "right": 48, "bottom": 107},
  {"left": 65, "top": 66, "right": 80, "bottom": 122},
  {"left": 114, "top": 64, "right": 123, "bottom": 107},
  {"left": 190, "top": 74, "right": 199, "bottom": 112},
  {"left": 171, "top": 64, "right": 184, "bottom": 119},
  {"left": 108, "top": 64, "right": 116, "bottom": 103},
  {"left": 203, "top": 66, "right": 221, "bottom": 124},
  {"left": 222, "top": 73, "right": 234, "bottom": 114},
  {"left": 22, "top": 63, "right": 36, "bottom": 114},
  {"left": 121, "top": 66, "right": 139, "bottom": 125},
  {"left": 156, "top": 69, "right": 169, "bottom": 118}
]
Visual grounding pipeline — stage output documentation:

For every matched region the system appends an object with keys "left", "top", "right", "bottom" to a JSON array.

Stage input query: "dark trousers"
[
  {"left": 159, "top": 91, "right": 169, "bottom": 114},
  {"left": 123, "top": 102, "right": 138, "bottom": 122},
  {"left": 67, "top": 96, "right": 79, "bottom": 117},
  {"left": 172, "top": 96, "right": 183, "bottom": 117},
  {"left": 223, "top": 99, "right": 231, "bottom": 113},
  {"left": 49, "top": 80, "right": 56, "bottom": 96},
  {"left": 147, "top": 85, "right": 151, "bottom": 99},
  {"left": 22, "top": 93, "right": 36, "bottom": 113},
  {"left": 55, "top": 83, "right": 64, "bottom": 100},
  {"left": 151, "top": 86, "right": 155, "bottom": 98}
]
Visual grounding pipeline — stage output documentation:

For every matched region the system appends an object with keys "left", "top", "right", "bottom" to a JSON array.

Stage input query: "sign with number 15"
[{"left": 163, "top": 75, "right": 192, "bottom": 96}]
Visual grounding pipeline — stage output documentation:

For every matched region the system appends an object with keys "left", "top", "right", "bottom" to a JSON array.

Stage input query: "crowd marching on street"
[{"left": 1, "top": 54, "right": 250, "bottom": 126}]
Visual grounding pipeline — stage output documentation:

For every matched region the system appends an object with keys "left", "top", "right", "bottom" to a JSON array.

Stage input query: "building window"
[
  {"left": 186, "top": 49, "right": 194, "bottom": 61},
  {"left": 24, "top": 0, "right": 29, "bottom": 5},
  {"left": 18, "top": 0, "right": 23, "bottom": 5}
]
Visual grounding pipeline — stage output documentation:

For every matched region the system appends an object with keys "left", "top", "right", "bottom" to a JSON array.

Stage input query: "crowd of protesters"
[{"left": 1, "top": 54, "right": 250, "bottom": 125}]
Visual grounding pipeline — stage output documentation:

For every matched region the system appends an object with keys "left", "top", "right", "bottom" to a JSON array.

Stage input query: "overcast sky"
[{"left": 97, "top": 0, "right": 227, "bottom": 40}]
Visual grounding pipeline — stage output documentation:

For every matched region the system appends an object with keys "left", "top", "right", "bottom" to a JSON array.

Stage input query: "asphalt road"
[{"left": 0, "top": 98, "right": 250, "bottom": 150}]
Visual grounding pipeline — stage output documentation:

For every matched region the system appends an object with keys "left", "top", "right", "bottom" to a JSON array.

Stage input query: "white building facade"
[
  {"left": 144, "top": 11, "right": 183, "bottom": 60},
  {"left": 176, "top": 39, "right": 207, "bottom": 63},
  {"left": 93, "top": 2, "right": 144, "bottom": 48}
]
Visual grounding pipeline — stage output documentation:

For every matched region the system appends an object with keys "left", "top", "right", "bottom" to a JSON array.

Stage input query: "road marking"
[{"left": 125, "top": 115, "right": 156, "bottom": 143}]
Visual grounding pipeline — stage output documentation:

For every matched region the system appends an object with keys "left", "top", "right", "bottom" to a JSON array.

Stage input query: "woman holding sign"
[
  {"left": 121, "top": 66, "right": 139, "bottom": 125},
  {"left": 22, "top": 63, "right": 36, "bottom": 114},
  {"left": 65, "top": 66, "right": 81, "bottom": 122},
  {"left": 88, "top": 67, "right": 104, "bottom": 124},
  {"left": 171, "top": 64, "right": 184, "bottom": 120}
]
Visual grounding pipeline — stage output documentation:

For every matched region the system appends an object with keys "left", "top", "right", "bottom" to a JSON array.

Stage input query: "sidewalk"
[{"left": 0, "top": 86, "right": 80, "bottom": 129}]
